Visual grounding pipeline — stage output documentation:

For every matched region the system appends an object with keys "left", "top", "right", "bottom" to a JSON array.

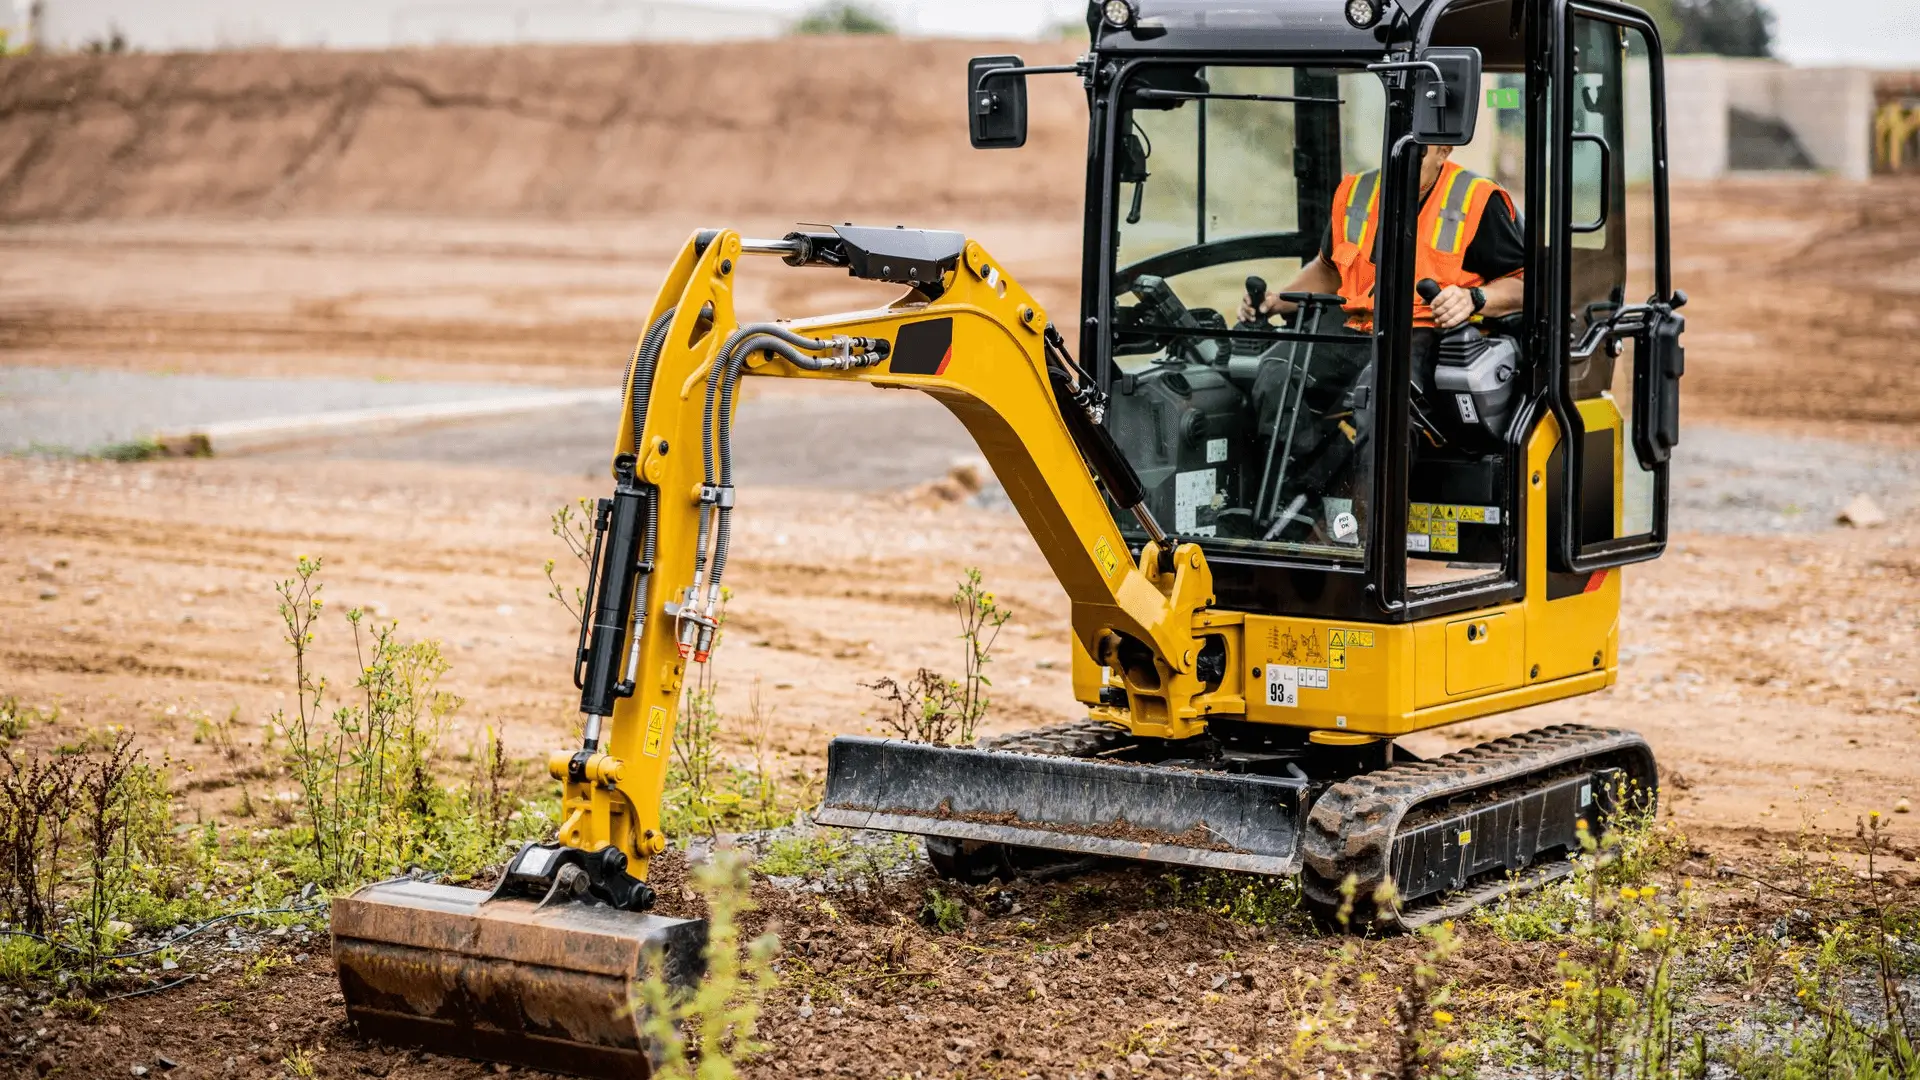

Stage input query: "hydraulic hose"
[{"left": 579, "top": 309, "right": 674, "bottom": 743}]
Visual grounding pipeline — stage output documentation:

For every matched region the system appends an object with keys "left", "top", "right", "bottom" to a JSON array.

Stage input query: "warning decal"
[
  {"left": 1093, "top": 537, "right": 1121, "bottom": 579},
  {"left": 1407, "top": 502, "right": 1501, "bottom": 555},
  {"left": 642, "top": 706, "right": 668, "bottom": 758},
  {"left": 1327, "top": 628, "right": 1376, "bottom": 670}
]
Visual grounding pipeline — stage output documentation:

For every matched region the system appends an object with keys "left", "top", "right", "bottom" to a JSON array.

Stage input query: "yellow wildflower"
[
  {"left": 1620, "top": 886, "right": 1639, "bottom": 901},
  {"left": 1550, "top": 999, "right": 1569, "bottom": 1010},
  {"left": 1432, "top": 1011, "right": 1454, "bottom": 1025},
  {"left": 1638, "top": 885, "right": 1659, "bottom": 898},
  {"left": 1650, "top": 926, "right": 1669, "bottom": 938}
]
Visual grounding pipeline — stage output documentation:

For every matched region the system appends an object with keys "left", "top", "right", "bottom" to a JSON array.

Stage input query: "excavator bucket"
[
  {"left": 816, "top": 736, "right": 1309, "bottom": 874},
  {"left": 331, "top": 879, "right": 707, "bottom": 1079}
]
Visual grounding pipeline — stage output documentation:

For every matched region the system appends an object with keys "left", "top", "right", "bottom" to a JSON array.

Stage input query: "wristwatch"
[{"left": 1469, "top": 286, "right": 1487, "bottom": 314}]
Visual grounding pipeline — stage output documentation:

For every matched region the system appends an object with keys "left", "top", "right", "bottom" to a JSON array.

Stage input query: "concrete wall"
[
  {"left": 1667, "top": 55, "right": 1877, "bottom": 181},
  {"left": 1664, "top": 57, "right": 1733, "bottom": 180}
]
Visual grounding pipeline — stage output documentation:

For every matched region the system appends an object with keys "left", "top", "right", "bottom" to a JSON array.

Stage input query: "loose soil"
[{"left": 2, "top": 40, "right": 1918, "bottom": 1080}]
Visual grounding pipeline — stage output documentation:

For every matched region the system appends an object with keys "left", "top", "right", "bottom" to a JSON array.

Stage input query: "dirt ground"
[{"left": 3, "top": 39, "right": 1919, "bottom": 1080}]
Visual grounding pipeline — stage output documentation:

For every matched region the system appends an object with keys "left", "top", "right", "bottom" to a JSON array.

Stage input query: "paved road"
[{"left": 0, "top": 366, "right": 541, "bottom": 455}]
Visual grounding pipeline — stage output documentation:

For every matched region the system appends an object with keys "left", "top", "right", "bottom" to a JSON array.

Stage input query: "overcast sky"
[{"left": 1766, "top": 0, "right": 1918, "bottom": 67}]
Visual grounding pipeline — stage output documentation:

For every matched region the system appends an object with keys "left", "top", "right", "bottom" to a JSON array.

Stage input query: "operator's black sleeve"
[
  {"left": 1461, "top": 196, "right": 1525, "bottom": 281},
  {"left": 1317, "top": 189, "right": 1526, "bottom": 282}
]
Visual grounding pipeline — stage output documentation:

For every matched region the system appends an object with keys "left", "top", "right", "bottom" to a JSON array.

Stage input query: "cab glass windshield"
[{"left": 1103, "top": 65, "right": 1386, "bottom": 564}]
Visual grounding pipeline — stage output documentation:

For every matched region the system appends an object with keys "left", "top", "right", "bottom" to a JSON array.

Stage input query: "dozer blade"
[
  {"left": 331, "top": 879, "right": 706, "bottom": 1079},
  {"left": 816, "top": 735, "right": 1308, "bottom": 874}
]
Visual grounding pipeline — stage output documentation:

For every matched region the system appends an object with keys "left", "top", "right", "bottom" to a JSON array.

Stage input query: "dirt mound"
[{"left": 0, "top": 38, "right": 1086, "bottom": 222}]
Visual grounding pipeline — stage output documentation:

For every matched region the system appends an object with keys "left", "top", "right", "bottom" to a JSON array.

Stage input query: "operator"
[{"left": 1237, "top": 144, "right": 1524, "bottom": 333}]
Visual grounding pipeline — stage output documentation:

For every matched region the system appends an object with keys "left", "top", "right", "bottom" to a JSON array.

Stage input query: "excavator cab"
[
  {"left": 335, "top": 2, "right": 1685, "bottom": 1075},
  {"left": 833, "top": 0, "right": 1686, "bottom": 904}
]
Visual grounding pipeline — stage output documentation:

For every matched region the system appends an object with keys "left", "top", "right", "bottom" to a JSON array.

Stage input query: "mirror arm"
[
  {"left": 1365, "top": 59, "right": 1448, "bottom": 102},
  {"left": 974, "top": 63, "right": 1083, "bottom": 95}
]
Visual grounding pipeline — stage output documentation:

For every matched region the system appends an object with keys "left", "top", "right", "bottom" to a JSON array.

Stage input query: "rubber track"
[
  {"left": 983, "top": 719, "right": 1134, "bottom": 758},
  {"left": 1299, "top": 723, "right": 1656, "bottom": 931}
]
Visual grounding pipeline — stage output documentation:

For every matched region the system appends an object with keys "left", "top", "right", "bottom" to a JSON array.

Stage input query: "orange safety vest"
[{"left": 1326, "top": 160, "right": 1517, "bottom": 331}]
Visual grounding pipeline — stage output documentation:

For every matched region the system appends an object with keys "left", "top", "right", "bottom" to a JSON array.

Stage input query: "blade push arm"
[{"left": 554, "top": 227, "right": 1222, "bottom": 886}]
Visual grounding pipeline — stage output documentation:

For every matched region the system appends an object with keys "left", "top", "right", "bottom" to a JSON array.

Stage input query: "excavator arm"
[
  {"left": 562, "top": 225, "right": 1219, "bottom": 887},
  {"left": 330, "top": 225, "right": 1223, "bottom": 1078}
]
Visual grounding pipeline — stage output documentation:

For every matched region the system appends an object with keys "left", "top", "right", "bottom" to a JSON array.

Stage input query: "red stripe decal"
[
  {"left": 1583, "top": 570, "right": 1609, "bottom": 594},
  {"left": 934, "top": 345, "right": 953, "bottom": 376}
]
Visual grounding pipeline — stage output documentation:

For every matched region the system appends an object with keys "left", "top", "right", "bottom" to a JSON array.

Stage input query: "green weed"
[
  {"left": 863, "top": 567, "right": 1011, "bottom": 747},
  {"left": 1151, "top": 869, "right": 1309, "bottom": 929},
  {"left": 919, "top": 888, "right": 966, "bottom": 934},
  {"left": 0, "top": 934, "right": 54, "bottom": 984},
  {"left": 0, "top": 696, "right": 53, "bottom": 742},
  {"left": 633, "top": 852, "right": 781, "bottom": 1080}
]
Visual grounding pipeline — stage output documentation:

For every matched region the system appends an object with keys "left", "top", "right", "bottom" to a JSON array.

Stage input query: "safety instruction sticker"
[
  {"left": 1093, "top": 537, "right": 1121, "bottom": 579},
  {"left": 1265, "top": 666, "right": 1329, "bottom": 708},
  {"left": 1206, "top": 438, "right": 1229, "bottom": 464},
  {"left": 1174, "top": 468, "right": 1218, "bottom": 536},
  {"left": 1407, "top": 502, "right": 1500, "bottom": 556},
  {"left": 643, "top": 706, "right": 668, "bottom": 758},
  {"left": 1327, "top": 628, "right": 1375, "bottom": 670}
]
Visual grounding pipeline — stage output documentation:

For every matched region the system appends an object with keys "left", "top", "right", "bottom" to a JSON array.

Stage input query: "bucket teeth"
[{"left": 331, "top": 879, "right": 706, "bottom": 1079}]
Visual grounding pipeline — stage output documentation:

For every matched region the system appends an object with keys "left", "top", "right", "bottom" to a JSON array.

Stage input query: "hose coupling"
[{"left": 821, "top": 336, "right": 891, "bottom": 370}]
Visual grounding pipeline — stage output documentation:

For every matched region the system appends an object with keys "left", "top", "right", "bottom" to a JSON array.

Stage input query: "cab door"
[{"left": 1547, "top": 2, "right": 1685, "bottom": 572}]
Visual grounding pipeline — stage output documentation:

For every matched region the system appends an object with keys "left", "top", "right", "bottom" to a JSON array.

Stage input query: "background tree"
[
  {"left": 1640, "top": 0, "right": 1776, "bottom": 57},
  {"left": 795, "top": 3, "right": 894, "bottom": 35}
]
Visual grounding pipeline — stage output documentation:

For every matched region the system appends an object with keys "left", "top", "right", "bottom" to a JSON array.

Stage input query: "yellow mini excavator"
[{"left": 332, "top": 0, "right": 1687, "bottom": 1074}]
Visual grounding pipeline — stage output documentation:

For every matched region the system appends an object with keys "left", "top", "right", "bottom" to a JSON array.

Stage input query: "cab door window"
[{"left": 1554, "top": 10, "right": 1675, "bottom": 564}]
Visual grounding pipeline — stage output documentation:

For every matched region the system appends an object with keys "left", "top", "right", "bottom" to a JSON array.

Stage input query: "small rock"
[
  {"left": 1152, "top": 921, "right": 1168, "bottom": 932},
  {"left": 496, "top": 604, "right": 515, "bottom": 616},
  {"left": 1034, "top": 659, "right": 1057, "bottom": 670},
  {"left": 1896, "top": 798, "right": 1911, "bottom": 814},
  {"left": 1209, "top": 972, "right": 1230, "bottom": 991},
  {"left": 796, "top": 1004, "right": 814, "bottom": 1020},
  {"left": 1127, "top": 1052, "right": 1152, "bottom": 1071},
  {"left": 52, "top": 555, "right": 71, "bottom": 569},
  {"left": 82, "top": 589, "right": 102, "bottom": 605},
  {"left": 155, "top": 1058, "right": 177, "bottom": 1071},
  {"left": 131, "top": 1067, "right": 149, "bottom": 1078},
  {"left": 37, "top": 588, "right": 58, "bottom": 601},
  {"left": 985, "top": 890, "right": 1016, "bottom": 916},
  {"left": 989, "top": 974, "right": 1011, "bottom": 990},
  {"left": 1837, "top": 494, "right": 1888, "bottom": 529}
]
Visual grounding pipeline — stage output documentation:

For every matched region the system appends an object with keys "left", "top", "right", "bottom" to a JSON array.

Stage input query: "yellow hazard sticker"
[
  {"left": 1093, "top": 537, "right": 1120, "bottom": 579},
  {"left": 1459, "top": 829, "right": 1472, "bottom": 845},
  {"left": 1407, "top": 502, "right": 1501, "bottom": 534},
  {"left": 642, "top": 706, "right": 668, "bottom": 758},
  {"left": 1327, "top": 629, "right": 1375, "bottom": 671}
]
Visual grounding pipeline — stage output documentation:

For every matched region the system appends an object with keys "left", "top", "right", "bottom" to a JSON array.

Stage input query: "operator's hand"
[
  {"left": 1238, "top": 291, "right": 1281, "bottom": 324},
  {"left": 1429, "top": 285, "right": 1476, "bottom": 329}
]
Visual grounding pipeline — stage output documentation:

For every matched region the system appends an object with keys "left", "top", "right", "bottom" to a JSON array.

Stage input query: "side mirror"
[
  {"left": 1412, "top": 46, "right": 1482, "bottom": 146},
  {"left": 969, "top": 55, "right": 1029, "bottom": 150}
]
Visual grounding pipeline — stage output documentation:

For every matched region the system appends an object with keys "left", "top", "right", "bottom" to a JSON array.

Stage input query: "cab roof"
[{"left": 1092, "top": 0, "right": 1399, "bottom": 57}]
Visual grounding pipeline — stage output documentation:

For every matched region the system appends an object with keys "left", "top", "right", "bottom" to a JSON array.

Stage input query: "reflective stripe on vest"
[
  {"left": 1343, "top": 170, "right": 1380, "bottom": 246},
  {"left": 1431, "top": 167, "right": 1492, "bottom": 255}
]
